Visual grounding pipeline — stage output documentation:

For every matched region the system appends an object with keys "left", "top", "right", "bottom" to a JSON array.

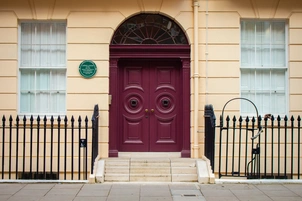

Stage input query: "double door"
[{"left": 119, "top": 59, "right": 182, "bottom": 152}]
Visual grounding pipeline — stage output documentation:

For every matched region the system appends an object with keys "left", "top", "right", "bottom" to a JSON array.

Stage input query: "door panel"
[
  {"left": 119, "top": 62, "right": 149, "bottom": 151},
  {"left": 150, "top": 61, "right": 180, "bottom": 151},
  {"left": 119, "top": 59, "right": 181, "bottom": 152}
]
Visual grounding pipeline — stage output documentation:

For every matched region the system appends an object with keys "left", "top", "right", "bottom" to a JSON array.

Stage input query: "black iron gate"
[
  {"left": 205, "top": 100, "right": 302, "bottom": 179},
  {"left": 0, "top": 105, "right": 99, "bottom": 181}
]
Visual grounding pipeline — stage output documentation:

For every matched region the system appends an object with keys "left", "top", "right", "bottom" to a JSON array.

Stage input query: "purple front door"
[{"left": 119, "top": 59, "right": 182, "bottom": 152}]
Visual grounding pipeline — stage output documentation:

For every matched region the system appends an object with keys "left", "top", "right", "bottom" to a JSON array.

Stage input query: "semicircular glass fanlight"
[{"left": 111, "top": 14, "right": 188, "bottom": 45}]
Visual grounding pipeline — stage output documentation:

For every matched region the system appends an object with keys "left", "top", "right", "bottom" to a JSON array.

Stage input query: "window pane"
[
  {"left": 51, "top": 93, "right": 65, "bottom": 113},
  {"left": 21, "top": 24, "right": 33, "bottom": 67},
  {"left": 37, "top": 92, "right": 50, "bottom": 113},
  {"left": 272, "top": 22, "right": 286, "bottom": 67},
  {"left": 241, "top": 20, "right": 287, "bottom": 116},
  {"left": 241, "top": 21, "right": 255, "bottom": 67},
  {"left": 20, "top": 92, "right": 36, "bottom": 113},
  {"left": 241, "top": 69, "right": 286, "bottom": 115},
  {"left": 20, "top": 22, "right": 66, "bottom": 68},
  {"left": 36, "top": 69, "right": 50, "bottom": 91},
  {"left": 51, "top": 69, "right": 66, "bottom": 91},
  {"left": 241, "top": 21, "right": 286, "bottom": 67},
  {"left": 20, "top": 69, "right": 35, "bottom": 91},
  {"left": 20, "top": 22, "right": 66, "bottom": 115}
]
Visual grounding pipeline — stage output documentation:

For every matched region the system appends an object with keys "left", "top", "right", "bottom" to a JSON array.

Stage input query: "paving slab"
[
  {"left": 231, "top": 195, "right": 272, "bottom": 201},
  {"left": 52, "top": 184, "right": 83, "bottom": 189},
  {"left": 169, "top": 184, "right": 199, "bottom": 190},
  {"left": 73, "top": 197, "right": 107, "bottom": 201},
  {"left": 141, "top": 188, "right": 171, "bottom": 197},
  {"left": 13, "top": 189, "right": 49, "bottom": 197},
  {"left": 6, "top": 196, "right": 41, "bottom": 201},
  {"left": 230, "top": 189, "right": 266, "bottom": 196},
  {"left": 46, "top": 188, "right": 80, "bottom": 196},
  {"left": 77, "top": 189, "right": 110, "bottom": 197},
  {"left": 173, "top": 195, "right": 206, "bottom": 201},
  {"left": 171, "top": 189, "right": 202, "bottom": 196},
  {"left": 0, "top": 195, "right": 11, "bottom": 201},
  {"left": 110, "top": 183, "right": 140, "bottom": 189},
  {"left": 107, "top": 195, "right": 140, "bottom": 201},
  {"left": 0, "top": 184, "right": 25, "bottom": 195},
  {"left": 39, "top": 195, "right": 75, "bottom": 201},
  {"left": 270, "top": 197, "right": 302, "bottom": 201},
  {"left": 202, "top": 197, "right": 239, "bottom": 201},
  {"left": 22, "top": 184, "right": 55, "bottom": 190},
  {"left": 109, "top": 187, "right": 140, "bottom": 196},
  {"left": 81, "top": 183, "right": 112, "bottom": 190},
  {"left": 141, "top": 197, "right": 173, "bottom": 201},
  {"left": 0, "top": 182, "right": 301, "bottom": 201},
  {"left": 200, "top": 189, "right": 236, "bottom": 197},
  {"left": 262, "top": 190, "right": 299, "bottom": 197},
  {"left": 256, "top": 184, "right": 289, "bottom": 191}
]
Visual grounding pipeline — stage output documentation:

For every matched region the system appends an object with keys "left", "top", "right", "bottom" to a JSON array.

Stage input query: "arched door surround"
[{"left": 109, "top": 14, "right": 190, "bottom": 158}]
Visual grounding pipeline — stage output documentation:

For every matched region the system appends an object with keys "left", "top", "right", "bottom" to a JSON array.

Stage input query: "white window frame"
[
  {"left": 18, "top": 21, "right": 67, "bottom": 117},
  {"left": 240, "top": 19, "right": 289, "bottom": 117}
]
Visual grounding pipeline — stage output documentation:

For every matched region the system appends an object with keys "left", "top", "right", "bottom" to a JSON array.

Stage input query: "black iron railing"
[
  {"left": 204, "top": 105, "right": 216, "bottom": 171},
  {"left": 0, "top": 105, "right": 99, "bottom": 180},
  {"left": 205, "top": 105, "right": 302, "bottom": 179}
]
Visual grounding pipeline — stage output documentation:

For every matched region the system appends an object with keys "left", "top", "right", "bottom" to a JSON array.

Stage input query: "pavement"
[{"left": 0, "top": 182, "right": 302, "bottom": 201}]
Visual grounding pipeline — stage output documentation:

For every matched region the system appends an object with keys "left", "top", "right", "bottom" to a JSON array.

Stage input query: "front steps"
[
  {"left": 95, "top": 155, "right": 215, "bottom": 183},
  {"left": 104, "top": 158, "right": 197, "bottom": 182}
]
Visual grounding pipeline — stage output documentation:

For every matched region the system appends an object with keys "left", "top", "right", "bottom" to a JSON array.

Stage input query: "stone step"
[
  {"left": 105, "top": 159, "right": 129, "bottom": 166},
  {"left": 130, "top": 167, "right": 170, "bottom": 174},
  {"left": 171, "top": 159, "right": 196, "bottom": 167},
  {"left": 172, "top": 174, "right": 198, "bottom": 182},
  {"left": 102, "top": 157, "right": 199, "bottom": 183},
  {"left": 172, "top": 167, "right": 197, "bottom": 174},
  {"left": 130, "top": 174, "right": 172, "bottom": 182},
  {"left": 130, "top": 158, "right": 170, "bottom": 167},
  {"left": 105, "top": 173, "right": 129, "bottom": 182},
  {"left": 105, "top": 167, "right": 129, "bottom": 174}
]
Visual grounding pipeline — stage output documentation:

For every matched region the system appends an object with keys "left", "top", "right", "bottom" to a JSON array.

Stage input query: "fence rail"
[
  {"left": 0, "top": 105, "right": 99, "bottom": 181},
  {"left": 205, "top": 105, "right": 302, "bottom": 180}
]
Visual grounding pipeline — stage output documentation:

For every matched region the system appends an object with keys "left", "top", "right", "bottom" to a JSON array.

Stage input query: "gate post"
[
  {"left": 91, "top": 104, "right": 99, "bottom": 174},
  {"left": 204, "top": 105, "right": 216, "bottom": 171}
]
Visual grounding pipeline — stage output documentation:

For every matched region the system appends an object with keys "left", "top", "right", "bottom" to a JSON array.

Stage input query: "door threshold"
[{"left": 118, "top": 152, "right": 181, "bottom": 158}]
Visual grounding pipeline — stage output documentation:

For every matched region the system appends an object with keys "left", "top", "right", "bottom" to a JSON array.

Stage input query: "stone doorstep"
[
  {"left": 118, "top": 152, "right": 181, "bottom": 158},
  {"left": 105, "top": 167, "right": 130, "bottom": 174},
  {"left": 130, "top": 158, "right": 171, "bottom": 163},
  {"left": 171, "top": 161, "right": 197, "bottom": 167},
  {"left": 130, "top": 167, "right": 171, "bottom": 174},
  {"left": 130, "top": 174, "right": 172, "bottom": 182},
  {"left": 98, "top": 157, "right": 213, "bottom": 183},
  {"left": 105, "top": 160, "right": 130, "bottom": 166},
  {"left": 172, "top": 174, "right": 198, "bottom": 182},
  {"left": 172, "top": 167, "right": 197, "bottom": 174},
  {"left": 130, "top": 162, "right": 171, "bottom": 167},
  {"left": 105, "top": 174, "right": 130, "bottom": 182}
]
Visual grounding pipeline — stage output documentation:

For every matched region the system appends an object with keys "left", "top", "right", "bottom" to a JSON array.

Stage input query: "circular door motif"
[
  {"left": 124, "top": 93, "right": 143, "bottom": 114},
  {"left": 155, "top": 93, "right": 175, "bottom": 114}
]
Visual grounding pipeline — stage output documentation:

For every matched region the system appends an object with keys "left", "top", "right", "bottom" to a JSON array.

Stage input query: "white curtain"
[
  {"left": 241, "top": 21, "right": 286, "bottom": 116},
  {"left": 20, "top": 22, "right": 66, "bottom": 114}
]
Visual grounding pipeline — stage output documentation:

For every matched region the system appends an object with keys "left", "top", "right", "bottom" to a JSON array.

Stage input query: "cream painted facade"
[{"left": 0, "top": 0, "right": 302, "bottom": 160}]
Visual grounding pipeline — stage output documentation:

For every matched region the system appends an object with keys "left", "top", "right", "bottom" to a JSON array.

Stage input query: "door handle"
[
  {"left": 151, "top": 109, "right": 154, "bottom": 113},
  {"left": 145, "top": 109, "right": 149, "bottom": 113}
]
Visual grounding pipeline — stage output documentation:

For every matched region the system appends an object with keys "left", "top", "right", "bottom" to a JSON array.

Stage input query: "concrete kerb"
[{"left": 215, "top": 179, "right": 302, "bottom": 184}]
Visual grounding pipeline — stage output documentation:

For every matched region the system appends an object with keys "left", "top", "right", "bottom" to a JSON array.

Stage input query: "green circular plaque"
[{"left": 79, "top": 60, "right": 97, "bottom": 78}]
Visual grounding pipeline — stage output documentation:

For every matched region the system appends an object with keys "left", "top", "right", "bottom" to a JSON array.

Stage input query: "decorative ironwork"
[
  {"left": 111, "top": 14, "right": 188, "bottom": 45},
  {"left": 0, "top": 105, "right": 100, "bottom": 181}
]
